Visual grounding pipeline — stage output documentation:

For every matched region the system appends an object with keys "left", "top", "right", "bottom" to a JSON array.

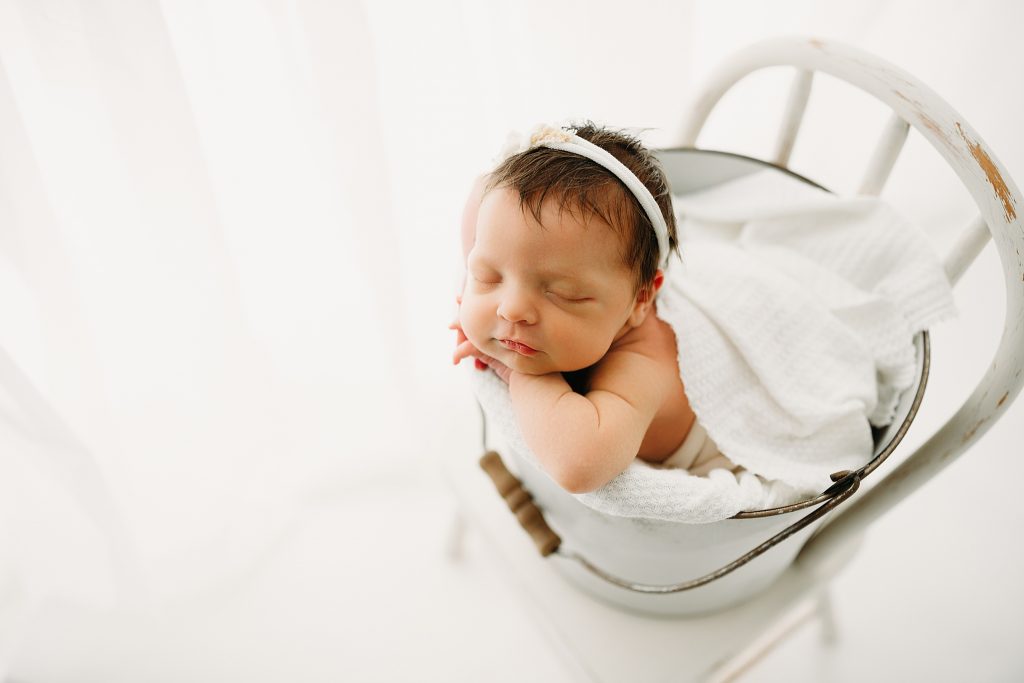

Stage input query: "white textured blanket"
[{"left": 472, "top": 169, "right": 956, "bottom": 522}]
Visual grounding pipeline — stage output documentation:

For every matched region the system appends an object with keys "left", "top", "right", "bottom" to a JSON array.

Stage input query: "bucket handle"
[
  {"left": 479, "top": 451, "right": 861, "bottom": 594},
  {"left": 479, "top": 451, "right": 561, "bottom": 556},
  {"left": 475, "top": 330, "right": 928, "bottom": 593}
]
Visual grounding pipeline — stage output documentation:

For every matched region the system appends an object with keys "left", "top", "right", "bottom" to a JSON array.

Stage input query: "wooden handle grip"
[{"left": 479, "top": 451, "right": 561, "bottom": 557}]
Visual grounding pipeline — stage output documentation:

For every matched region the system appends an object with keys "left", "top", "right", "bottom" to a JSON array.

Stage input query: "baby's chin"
[
  {"left": 508, "top": 363, "right": 549, "bottom": 376},
  {"left": 494, "top": 350, "right": 554, "bottom": 376},
  {"left": 501, "top": 354, "right": 546, "bottom": 375},
  {"left": 504, "top": 352, "right": 597, "bottom": 377}
]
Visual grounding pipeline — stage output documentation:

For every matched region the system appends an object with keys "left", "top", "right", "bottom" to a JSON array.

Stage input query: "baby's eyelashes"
[
  {"left": 466, "top": 274, "right": 592, "bottom": 304},
  {"left": 470, "top": 277, "right": 500, "bottom": 290},
  {"left": 470, "top": 271, "right": 501, "bottom": 285},
  {"left": 548, "top": 291, "right": 592, "bottom": 303}
]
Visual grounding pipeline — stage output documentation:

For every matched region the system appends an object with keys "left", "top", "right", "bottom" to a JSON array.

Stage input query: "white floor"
[
  {"left": 8, "top": 252, "right": 1024, "bottom": 682},
  {"left": 9, "top": 406, "right": 1023, "bottom": 682}
]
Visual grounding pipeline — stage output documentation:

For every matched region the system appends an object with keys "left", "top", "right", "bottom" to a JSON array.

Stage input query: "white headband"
[{"left": 496, "top": 124, "right": 670, "bottom": 268}]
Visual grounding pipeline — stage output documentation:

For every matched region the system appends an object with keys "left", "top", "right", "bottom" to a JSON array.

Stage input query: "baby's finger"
[
  {"left": 448, "top": 319, "right": 467, "bottom": 341},
  {"left": 452, "top": 339, "right": 478, "bottom": 365}
]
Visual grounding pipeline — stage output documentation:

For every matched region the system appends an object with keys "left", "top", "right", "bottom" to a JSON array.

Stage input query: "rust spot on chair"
[
  {"left": 891, "top": 93, "right": 963, "bottom": 160},
  {"left": 893, "top": 90, "right": 926, "bottom": 112},
  {"left": 997, "top": 391, "right": 1010, "bottom": 407},
  {"left": 956, "top": 123, "right": 1018, "bottom": 222},
  {"left": 962, "top": 417, "right": 988, "bottom": 443},
  {"left": 919, "top": 113, "right": 948, "bottom": 143},
  {"left": 916, "top": 111, "right": 962, "bottom": 159}
]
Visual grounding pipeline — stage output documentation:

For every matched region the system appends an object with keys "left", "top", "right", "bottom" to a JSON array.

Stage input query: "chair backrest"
[{"left": 677, "top": 37, "right": 1024, "bottom": 573}]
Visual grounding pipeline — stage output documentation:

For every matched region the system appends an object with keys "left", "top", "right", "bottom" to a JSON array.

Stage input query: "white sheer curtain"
[
  {"left": 0, "top": 0, "right": 416, "bottom": 608},
  {"left": 1, "top": 0, "right": 1021, "bottom": 678},
  {"left": 0, "top": 0, "right": 696, "bottom": 666}
]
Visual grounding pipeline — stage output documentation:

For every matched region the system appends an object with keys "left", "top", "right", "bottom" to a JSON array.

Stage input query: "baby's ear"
[
  {"left": 649, "top": 271, "right": 665, "bottom": 297},
  {"left": 628, "top": 270, "right": 664, "bottom": 326},
  {"left": 637, "top": 270, "right": 664, "bottom": 303}
]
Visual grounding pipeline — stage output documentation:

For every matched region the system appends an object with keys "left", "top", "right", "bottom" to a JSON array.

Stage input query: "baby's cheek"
[
  {"left": 554, "top": 329, "right": 613, "bottom": 371},
  {"left": 459, "top": 298, "right": 489, "bottom": 348}
]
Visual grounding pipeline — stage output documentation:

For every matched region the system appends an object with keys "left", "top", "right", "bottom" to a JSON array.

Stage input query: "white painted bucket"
[{"left": 480, "top": 149, "right": 930, "bottom": 616}]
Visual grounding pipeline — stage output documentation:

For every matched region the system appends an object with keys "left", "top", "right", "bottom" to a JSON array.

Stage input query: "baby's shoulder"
[
  {"left": 612, "top": 312, "right": 679, "bottom": 366},
  {"left": 590, "top": 314, "right": 679, "bottom": 394}
]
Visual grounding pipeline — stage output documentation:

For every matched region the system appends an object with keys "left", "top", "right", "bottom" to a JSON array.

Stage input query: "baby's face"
[{"left": 460, "top": 186, "right": 642, "bottom": 376}]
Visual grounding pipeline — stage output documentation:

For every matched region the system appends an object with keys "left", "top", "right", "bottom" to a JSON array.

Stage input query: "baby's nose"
[{"left": 497, "top": 289, "right": 538, "bottom": 325}]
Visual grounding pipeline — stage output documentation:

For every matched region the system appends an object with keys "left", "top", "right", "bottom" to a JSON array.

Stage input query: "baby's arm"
[{"left": 508, "top": 346, "right": 670, "bottom": 494}]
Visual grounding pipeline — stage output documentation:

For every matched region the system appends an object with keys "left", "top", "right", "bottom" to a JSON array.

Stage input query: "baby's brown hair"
[{"left": 485, "top": 122, "right": 678, "bottom": 294}]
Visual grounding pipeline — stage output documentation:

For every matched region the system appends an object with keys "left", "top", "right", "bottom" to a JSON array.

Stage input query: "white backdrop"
[{"left": 1, "top": 0, "right": 1022, "bottom": 680}]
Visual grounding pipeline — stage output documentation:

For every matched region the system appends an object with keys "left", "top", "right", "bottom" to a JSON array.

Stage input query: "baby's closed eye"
[
  {"left": 470, "top": 270, "right": 501, "bottom": 285},
  {"left": 548, "top": 291, "right": 592, "bottom": 303}
]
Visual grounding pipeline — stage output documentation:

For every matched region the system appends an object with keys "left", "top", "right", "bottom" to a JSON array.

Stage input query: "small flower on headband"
[
  {"left": 528, "top": 124, "right": 573, "bottom": 146},
  {"left": 493, "top": 123, "right": 574, "bottom": 165}
]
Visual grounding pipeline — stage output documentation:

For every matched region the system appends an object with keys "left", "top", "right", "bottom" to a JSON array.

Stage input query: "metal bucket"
[{"left": 478, "top": 148, "right": 930, "bottom": 616}]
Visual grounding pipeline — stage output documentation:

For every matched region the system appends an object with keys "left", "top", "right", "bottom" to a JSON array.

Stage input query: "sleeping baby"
[{"left": 451, "top": 122, "right": 738, "bottom": 493}]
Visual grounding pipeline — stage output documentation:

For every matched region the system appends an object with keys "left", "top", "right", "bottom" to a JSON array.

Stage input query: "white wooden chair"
[{"left": 441, "top": 36, "right": 1023, "bottom": 682}]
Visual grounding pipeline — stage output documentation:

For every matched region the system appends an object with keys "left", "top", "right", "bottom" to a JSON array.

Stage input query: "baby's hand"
[
  {"left": 449, "top": 294, "right": 474, "bottom": 363},
  {"left": 450, "top": 314, "right": 512, "bottom": 383},
  {"left": 474, "top": 353, "right": 512, "bottom": 383},
  {"left": 449, "top": 321, "right": 477, "bottom": 366}
]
